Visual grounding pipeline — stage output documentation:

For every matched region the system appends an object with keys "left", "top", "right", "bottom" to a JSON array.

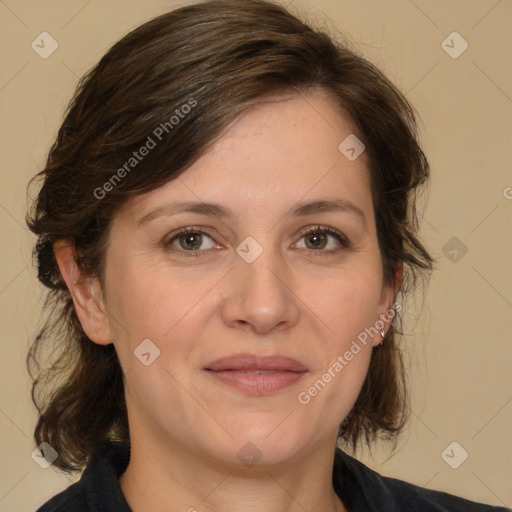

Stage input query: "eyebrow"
[{"left": 136, "top": 198, "right": 366, "bottom": 226}]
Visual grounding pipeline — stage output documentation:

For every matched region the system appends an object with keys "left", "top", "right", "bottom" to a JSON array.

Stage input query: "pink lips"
[{"left": 204, "top": 353, "right": 308, "bottom": 396}]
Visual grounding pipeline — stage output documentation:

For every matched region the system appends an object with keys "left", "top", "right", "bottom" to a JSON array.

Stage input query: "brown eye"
[
  {"left": 295, "top": 226, "right": 349, "bottom": 255},
  {"left": 165, "top": 225, "right": 349, "bottom": 259},
  {"left": 165, "top": 227, "right": 217, "bottom": 257},
  {"left": 178, "top": 231, "right": 203, "bottom": 251},
  {"left": 304, "top": 230, "right": 328, "bottom": 249}
]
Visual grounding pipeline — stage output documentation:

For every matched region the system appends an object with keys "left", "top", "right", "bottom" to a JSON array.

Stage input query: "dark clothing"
[{"left": 36, "top": 440, "right": 510, "bottom": 511}]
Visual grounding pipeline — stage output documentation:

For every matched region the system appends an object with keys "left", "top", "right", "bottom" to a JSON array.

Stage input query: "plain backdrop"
[{"left": 0, "top": 0, "right": 510, "bottom": 510}]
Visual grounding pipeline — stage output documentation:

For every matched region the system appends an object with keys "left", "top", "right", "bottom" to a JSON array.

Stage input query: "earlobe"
[{"left": 54, "top": 240, "right": 113, "bottom": 345}]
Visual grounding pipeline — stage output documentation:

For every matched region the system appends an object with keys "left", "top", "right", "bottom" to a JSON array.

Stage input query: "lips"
[
  {"left": 204, "top": 353, "right": 308, "bottom": 372},
  {"left": 204, "top": 353, "right": 308, "bottom": 395}
]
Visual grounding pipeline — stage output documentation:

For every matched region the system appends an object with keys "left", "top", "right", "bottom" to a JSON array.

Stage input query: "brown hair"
[{"left": 26, "top": 0, "right": 434, "bottom": 473}]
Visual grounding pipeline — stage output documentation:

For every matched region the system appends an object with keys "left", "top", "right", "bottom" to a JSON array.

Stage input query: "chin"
[{"left": 226, "top": 423, "right": 310, "bottom": 468}]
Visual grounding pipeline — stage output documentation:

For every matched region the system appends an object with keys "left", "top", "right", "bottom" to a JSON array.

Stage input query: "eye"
[
  {"left": 293, "top": 225, "right": 350, "bottom": 256},
  {"left": 164, "top": 225, "right": 350, "bottom": 258},
  {"left": 164, "top": 227, "right": 219, "bottom": 257}
]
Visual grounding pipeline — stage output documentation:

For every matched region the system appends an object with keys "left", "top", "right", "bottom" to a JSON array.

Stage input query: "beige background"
[{"left": 1, "top": 0, "right": 511, "bottom": 510}]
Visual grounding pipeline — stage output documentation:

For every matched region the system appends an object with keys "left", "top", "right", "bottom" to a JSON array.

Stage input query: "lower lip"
[{"left": 205, "top": 370, "right": 307, "bottom": 395}]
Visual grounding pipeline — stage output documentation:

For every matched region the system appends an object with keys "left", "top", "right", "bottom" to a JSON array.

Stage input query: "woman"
[{"left": 26, "top": 1, "right": 509, "bottom": 511}]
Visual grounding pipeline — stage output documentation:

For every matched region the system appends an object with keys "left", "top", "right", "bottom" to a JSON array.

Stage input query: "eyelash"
[{"left": 164, "top": 225, "right": 350, "bottom": 258}]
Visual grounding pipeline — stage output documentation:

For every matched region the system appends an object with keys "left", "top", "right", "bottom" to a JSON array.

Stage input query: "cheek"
[
  {"left": 103, "top": 254, "right": 219, "bottom": 362},
  {"left": 295, "top": 258, "right": 382, "bottom": 419},
  {"left": 296, "top": 268, "right": 379, "bottom": 428},
  {"left": 303, "top": 261, "right": 383, "bottom": 347},
  {"left": 105, "top": 245, "right": 383, "bottom": 359}
]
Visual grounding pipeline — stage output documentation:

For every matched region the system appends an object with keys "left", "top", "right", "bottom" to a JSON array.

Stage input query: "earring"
[{"left": 379, "top": 328, "right": 386, "bottom": 346}]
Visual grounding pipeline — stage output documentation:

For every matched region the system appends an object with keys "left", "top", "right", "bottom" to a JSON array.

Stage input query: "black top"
[{"left": 35, "top": 440, "right": 510, "bottom": 511}]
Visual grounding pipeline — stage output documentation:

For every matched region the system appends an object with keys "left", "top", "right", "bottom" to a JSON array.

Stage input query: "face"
[{"left": 86, "top": 90, "right": 397, "bottom": 468}]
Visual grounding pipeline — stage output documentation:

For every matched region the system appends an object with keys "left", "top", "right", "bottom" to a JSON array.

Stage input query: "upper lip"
[{"left": 205, "top": 353, "right": 308, "bottom": 372}]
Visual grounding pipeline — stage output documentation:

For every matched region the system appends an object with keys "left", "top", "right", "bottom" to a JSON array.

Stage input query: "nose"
[{"left": 221, "top": 242, "right": 301, "bottom": 335}]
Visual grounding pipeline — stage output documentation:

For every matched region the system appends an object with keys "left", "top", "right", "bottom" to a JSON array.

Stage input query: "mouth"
[{"left": 204, "top": 353, "right": 308, "bottom": 396}]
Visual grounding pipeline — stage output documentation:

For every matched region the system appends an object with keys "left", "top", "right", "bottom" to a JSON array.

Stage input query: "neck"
[{"left": 119, "top": 432, "right": 347, "bottom": 512}]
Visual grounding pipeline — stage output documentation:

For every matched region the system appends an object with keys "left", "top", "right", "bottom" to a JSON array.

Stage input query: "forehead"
[{"left": 119, "top": 89, "right": 373, "bottom": 224}]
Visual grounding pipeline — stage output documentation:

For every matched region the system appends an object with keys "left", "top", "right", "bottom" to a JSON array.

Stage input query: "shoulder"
[
  {"left": 34, "top": 440, "right": 131, "bottom": 512},
  {"left": 333, "top": 448, "right": 510, "bottom": 512},
  {"left": 35, "top": 484, "right": 89, "bottom": 512},
  {"left": 382, "top": 474, "right": 510, "bottom": 512}
]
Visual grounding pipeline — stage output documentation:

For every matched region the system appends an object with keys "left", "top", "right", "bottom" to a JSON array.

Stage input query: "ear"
[
  {"left": 54, "top": 240, "right": 113, "bottom": 345},
  {"left": 373, "top": 260, "right": 403, "bottom": 346}
]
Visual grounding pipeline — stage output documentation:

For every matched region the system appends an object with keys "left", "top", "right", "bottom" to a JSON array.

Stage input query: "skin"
[{"left": 55, "top": 89, "right": 401, "bottom": 512}]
